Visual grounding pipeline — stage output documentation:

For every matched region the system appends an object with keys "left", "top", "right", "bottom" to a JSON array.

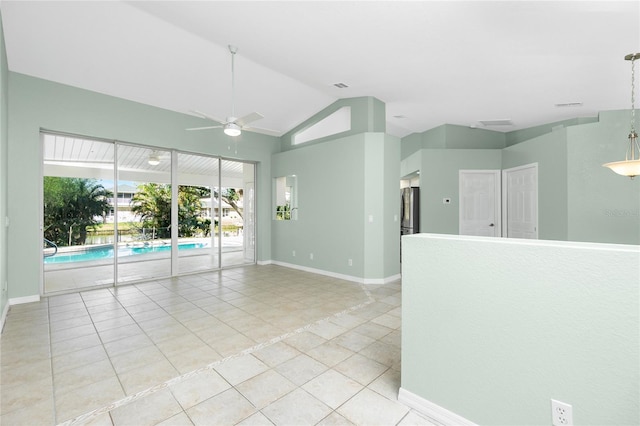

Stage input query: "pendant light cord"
[{"left": 631, "top": 56, "right": 636, "bottom": 133}]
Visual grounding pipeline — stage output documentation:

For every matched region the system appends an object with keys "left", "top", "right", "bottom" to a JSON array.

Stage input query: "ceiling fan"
[{"left": 187, "top": 45, "right": 276, "bottom": 137}]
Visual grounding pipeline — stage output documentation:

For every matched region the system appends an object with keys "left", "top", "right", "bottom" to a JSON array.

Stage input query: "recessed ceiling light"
[
  {"left": 333, "top": 82, "right": 349, "bottom": 88},
  {"left": 555, "top": 102, "right": 583, "bottom": 107},
  {"left": 478, "top": 119, "right": 513, "bottom": 126}
]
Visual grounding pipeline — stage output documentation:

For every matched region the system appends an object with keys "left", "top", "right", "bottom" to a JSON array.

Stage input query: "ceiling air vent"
[
  {"left": 333, "top": 82, "right": 349, "bottom": 89},
  {"left": 478, "top": 119, "right": 513, "bottom": 126},
  {"left": 554, "top": 102, "right": 583, "bottom": 107}
]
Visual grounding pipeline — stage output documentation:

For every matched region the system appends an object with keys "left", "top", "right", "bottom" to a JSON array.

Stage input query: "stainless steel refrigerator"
[{"left": 401, "top": 187, "right": 420, "bottom": 235}]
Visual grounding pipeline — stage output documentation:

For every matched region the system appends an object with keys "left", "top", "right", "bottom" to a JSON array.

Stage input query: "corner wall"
[
  {"left": 0, "top": 11, "right": 9, "bottom": 325},
  {"left": 401, "top": 234, "right": 639, "bottom": 425},
  {"left": 502, "top": 127, "right": 569, "bottom": 241},
  {"left": 271, "top": 132, "right": 400, "bottom": 282}
]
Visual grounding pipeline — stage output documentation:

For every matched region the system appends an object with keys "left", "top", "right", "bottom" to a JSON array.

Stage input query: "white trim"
[
  {"left": 364, "top": 273, "right": 401, "bottom": 284},
  {"left": 398, "top": 388, "right": 477, "bottom": 426},
  {"left": 9, "top": 295, "right": 41, "bottom": 305},
  {"left": 0, "top": 300, "right": 9, "bottom": 333},
  {"left": 269, "top": 260, "right": 399, "bottom": 285}
]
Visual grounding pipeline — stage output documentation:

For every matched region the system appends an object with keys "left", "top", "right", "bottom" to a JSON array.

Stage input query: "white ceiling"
[{"left": 1, "top": 1, "right": 639, "bottom": 138}]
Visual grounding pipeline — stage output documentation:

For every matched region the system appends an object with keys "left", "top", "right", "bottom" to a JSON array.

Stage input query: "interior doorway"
[
  {"left": 458, "top": 165, "right": 538, "bottom": 239},
  {"left": 502, "top": 163, "right": 538, "bottom": 239},
  {"left": 459, "top": 170, "right": 501, "bottom": 237}
]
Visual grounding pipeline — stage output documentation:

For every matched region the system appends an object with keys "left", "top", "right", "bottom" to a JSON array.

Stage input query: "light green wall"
[
  {"left": 567, "top": 110, "right": 640, "bottom": 244},
  {"left": 364, "top": 133, "right": 401, "bottom": 279},
  {"left": 443, "top": 124, "right": 505, "bottom": 149},
  {"left": 402, "top": 234, "right": 639, "bottom": 425},
  {"left": 420, "top": 149, "right": 503, "bottom": 235},
  {"left": 505, "top": 117, "right": 598, "bottom": 147},
  {"left": 502, "top": 127, "right": 569, "bottom": 241},
  {"left": 7, "top": 72, "right": 279, "bottom": 299},
  {"left": 272, "top": 133, "right": 366, "bottom": 275},
  {"left": 382, "top": 133, "right": 402, "bottom": 275},
  {"left": 0, "top": 12, "right": 8, "bottom": 318},
  {"left": 271, "top": 132, "right": 400, "bottom": 281},
  {"left": 401, "top": 124, "right": 505, "bottom": 156}
]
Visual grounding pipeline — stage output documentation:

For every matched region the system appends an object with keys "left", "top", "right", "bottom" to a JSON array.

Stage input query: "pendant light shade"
[
  {"left": 148, "top": 152, "right": 161, "bottom": 166},
  {"left": 603, "top": 53, "right": 640, "bottom": 179}
]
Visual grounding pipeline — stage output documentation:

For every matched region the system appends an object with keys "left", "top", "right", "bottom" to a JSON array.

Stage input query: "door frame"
[{"left": 502, "top": 163, "right": 538, "bottom": 239}]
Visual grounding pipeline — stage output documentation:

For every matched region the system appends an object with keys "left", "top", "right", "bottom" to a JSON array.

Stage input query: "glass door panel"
[
  {"left": 177, "top": 153, "right": 220, "bottom": 274},
  {"left": 221, "top": 160, "right": 255, "bottom": 268},
  {"left": 42, "top": 133, "right": 115, "bottom": 293},
  {"left": 116, "top": 144, "right": 171, "bottom": 283}
]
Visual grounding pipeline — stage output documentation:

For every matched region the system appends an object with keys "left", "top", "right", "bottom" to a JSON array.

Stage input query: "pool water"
[{"left": 44, "top": 242, "right": 210, "bottom": 264}]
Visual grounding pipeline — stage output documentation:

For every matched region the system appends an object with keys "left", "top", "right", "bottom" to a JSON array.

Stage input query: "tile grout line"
[
  {"left": 58, "top": 284, "right": 375, "bottom": 426},
  {"left": 46, "top": 298, "right": 58, "bottom": 426}
]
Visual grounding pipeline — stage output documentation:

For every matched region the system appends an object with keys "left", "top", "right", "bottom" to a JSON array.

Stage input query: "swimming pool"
[{"left": 44, "top": 242, "right": 210, "bottom": 264}]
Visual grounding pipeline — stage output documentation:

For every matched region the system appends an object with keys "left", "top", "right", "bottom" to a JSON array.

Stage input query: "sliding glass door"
[
  {"left": 116, "top": 144, "right": 172, "bottom": 284},
  {"left": 177, "top": 152, "right": 219, "bottom": 275},
  {"left": 42, "top": 131, "right": 257, "bottom": 294},
  {"left": 221, "top": 159, "right": 255, "bottom": 267},
  {"left": 42, "top": 133, "right": 115, "bottom": 293}
]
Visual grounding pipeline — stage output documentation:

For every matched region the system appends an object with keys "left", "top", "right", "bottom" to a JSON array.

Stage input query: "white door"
[
  {"left": 503, "top": 164, "right": 538, "bottom": 239},
  {"left": 459, "top": 170, "right": 501, "bottom": 237}
]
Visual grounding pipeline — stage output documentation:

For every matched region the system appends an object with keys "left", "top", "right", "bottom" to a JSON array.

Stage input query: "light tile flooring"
[{"left": 1, "top": 265, "right": 438, "bottom": 426}]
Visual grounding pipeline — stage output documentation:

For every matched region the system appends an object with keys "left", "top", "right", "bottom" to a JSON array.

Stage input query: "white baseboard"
[
  {"left": 364, "top": 273, "right": 401, "bottom": 284},
  {"left": 0, "top": 300, "right": 9, "bottom": 333},
  {"left": 269, "top": 261, "right": 400, "bottom": 285},
  {"left": 9, "top": 295, "right": 41, "bottom": 305},
  {"left": 398, "top": 388, "right": 476, "bottom": 426}
]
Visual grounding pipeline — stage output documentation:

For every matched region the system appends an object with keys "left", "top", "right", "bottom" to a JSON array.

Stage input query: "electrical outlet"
[
  {"left": 292, "top": 250, "right": 296, "bottom": 257},
  {"left": 551, "top": 399, "right": 573, "bottom": 426},
  {"left": 348, "top": 259, "right": 353, "bottom": 266},
  {"left": 309, "top": 253, "right": 314, "bottom": 260}
]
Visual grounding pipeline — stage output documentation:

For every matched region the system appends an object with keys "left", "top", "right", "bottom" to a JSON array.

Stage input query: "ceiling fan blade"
[
  {"left": 186, "top": 125, "right": 223, "bottom": 131},
  {"left": 235, "top": 112, "right": 264, "bottom": 127},
  {"left": 189, "top": 110, "right": 226, "bottom": 124},
  {"left": 242, "top": 125, "right": 281, "bottom": 137}
]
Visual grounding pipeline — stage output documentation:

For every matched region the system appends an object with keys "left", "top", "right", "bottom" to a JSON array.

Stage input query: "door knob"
[{"left": 489, "top": 223, "right": 495, "bottom": 227}]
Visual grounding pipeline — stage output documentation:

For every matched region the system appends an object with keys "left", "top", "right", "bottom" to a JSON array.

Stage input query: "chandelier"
[{"left": 603, "top": 53, "right": 640, "bottom": 179}]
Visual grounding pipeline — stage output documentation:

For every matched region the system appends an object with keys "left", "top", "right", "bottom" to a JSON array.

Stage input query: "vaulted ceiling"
[{"left": 1, "top": 1, "right": 638, "bottom": 138}]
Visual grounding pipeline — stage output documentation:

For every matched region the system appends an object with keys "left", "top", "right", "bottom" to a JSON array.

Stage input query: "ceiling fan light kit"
[
  {"left": 148, "top": 152, "right": 161, "bottom": 166},
  {"left": 224, "top": 122, "right": 242, "bottom": 137},
  {"left": 603, "top": 52, "right": 640, "bottom": 179}
]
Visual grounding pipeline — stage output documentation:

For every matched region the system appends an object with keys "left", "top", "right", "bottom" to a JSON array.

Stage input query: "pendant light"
[
  {"left": 603, "top": 53, "right": 640, "bottom": 179},
  {"left": 148, "top": 151, "right": 161, "bottom": 166}
]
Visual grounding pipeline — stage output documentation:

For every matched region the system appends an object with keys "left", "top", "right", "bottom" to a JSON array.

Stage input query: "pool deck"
[{"left": 44, "top": 237, "right": 251, "bottom": 294}]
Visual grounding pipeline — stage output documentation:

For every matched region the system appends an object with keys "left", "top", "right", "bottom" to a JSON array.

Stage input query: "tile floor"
[{"left": 1, "top": 264, "right": 439, "bottom": 426}]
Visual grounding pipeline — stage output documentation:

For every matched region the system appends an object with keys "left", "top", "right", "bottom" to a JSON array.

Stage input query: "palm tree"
[
  {"left": 130, "top": 184, "right": 204, "bottom": 239},
  {"left": 43, "top": 177, "right": 112, "bottom": 246},
  {"left": 130, "top": 183, "right": 172, "bottom": 238}
]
